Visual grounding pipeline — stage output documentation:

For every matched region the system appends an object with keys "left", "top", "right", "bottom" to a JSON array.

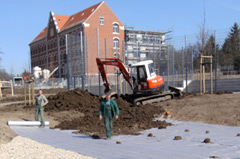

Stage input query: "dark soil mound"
[
  {"left": 45, "top": 88, "right": 100, "bottom": 112},
  {"left": 45, "top": 88, "right": 171, "bottom": 137}
]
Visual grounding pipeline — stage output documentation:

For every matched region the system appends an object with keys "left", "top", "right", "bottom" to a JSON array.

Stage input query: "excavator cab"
[{"left": 130, "top": 60, "right": 164, "bottom": 95}]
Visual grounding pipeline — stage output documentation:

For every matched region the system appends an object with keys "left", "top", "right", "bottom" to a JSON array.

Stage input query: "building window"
[
  {"left": 50, "top": 28, "right": 54, "bottom": 37},
  {"left": 100, "top": 17, "right": 104, "bottom": 25},
  {"left": 113, "top": 23, "right": 119, "bottom": 33},
  {"left": 113, "top": 38, "right": 119, "bottom": 49}
]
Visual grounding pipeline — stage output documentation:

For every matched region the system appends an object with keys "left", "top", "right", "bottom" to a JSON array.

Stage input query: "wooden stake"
[
  {"left": 200, "top": 55, "right": 213, "bottom": 94},
  {"left": 24, "top": 83, "right": 26, "bottom": 105},
  {"left": 32, "top": 81, "right": 35, "bottom": 105},
  {"left": 28, "top": 83, "right": 31, "bottom": 105},
  {"left": 0, "top": 82, "right": 2, "bottom": 98},
  {"left": 203, "top": 64, "right": 205, "bottom": 93},
  {"left": 10, "top": 80, "right": 14, "bottom": 96},
  {"left": 200, "top": 55, "right": 202, "bottom": 94}
]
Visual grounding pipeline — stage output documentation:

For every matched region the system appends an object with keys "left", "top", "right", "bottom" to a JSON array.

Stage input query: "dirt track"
[{"left": 0, "top": 89, "right": 240, "bottom": 144}]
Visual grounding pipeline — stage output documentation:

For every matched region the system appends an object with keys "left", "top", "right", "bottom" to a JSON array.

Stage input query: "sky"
[{"left": 0, "top": 0, "right": 239, "bottom": 75}]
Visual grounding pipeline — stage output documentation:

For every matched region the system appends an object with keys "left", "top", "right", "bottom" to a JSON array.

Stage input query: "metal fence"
[{"left": 33, "top": 27, "right": 240, "bottom": 94}]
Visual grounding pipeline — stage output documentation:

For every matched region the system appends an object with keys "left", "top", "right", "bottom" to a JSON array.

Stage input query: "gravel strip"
[{"left": 0, "top": 136, "right": 96, "bottom": 159}]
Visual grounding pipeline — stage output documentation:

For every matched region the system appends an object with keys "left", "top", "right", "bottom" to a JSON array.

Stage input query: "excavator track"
[
  {"left": 133, "top": 91, "right": 174, "bottom": 106},
  {"left": 133, "top": 86, "right": 181, "bottom": 106}
]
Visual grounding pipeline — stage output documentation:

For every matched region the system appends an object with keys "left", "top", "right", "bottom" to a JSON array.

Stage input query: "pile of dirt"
[
  {"left": 45, "top": 89, "right": 99, "bottom": 112},
  {"left": 45, "top": 88, "right": 171, "bottom": 137}
]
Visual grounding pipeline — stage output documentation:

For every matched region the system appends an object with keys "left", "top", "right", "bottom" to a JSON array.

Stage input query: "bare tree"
[
  {"left": 22, "top": 61, "right": 31, "bottom": 74},
  {"left": 0, "top": 69, "right": 13, "bottom": 80},
  {"left": 196, "top": 0, "right": 209, "bottom": 56}
]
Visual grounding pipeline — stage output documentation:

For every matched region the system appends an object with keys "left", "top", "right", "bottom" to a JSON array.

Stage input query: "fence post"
[
  {"left": 10, "top": 80, "right": 14, "bottom": 96},
  {"left": 200, "top": 55, "right": 203, "bottom": 94},
  {"left": 192, "top": 47, "right": 194, "bottom": 80},
  {"left": 137, "top": 41, "right": 139, "bottom": 62},
  {"left": 86, "top": 37, "right": 89, "bottom": 91},
  {"left": 210, "top": 57, "right": 213, "bottom": 94},
  {"left": 28, "top": 83, "right": 31, "bottom": 105},
  {"left": 0, "top": 82, "right": 2, "bottom": 98},
  {"left": 24, "top": 82, "right": 26, "bottom": 105},
  {"left": 159, "top": 43, "right": 161, "bottom": 75},
  {"left": 117, "top": 70, "right": 120, "bottom": 95},
  {"left": 32, "top": 81, "right": 35, "bottom": 105},
  {"left": 185, "top": 51, "right": 188, "bottom": 92},
  {"left": 97, "top": 27, "right": 101, "bottom": 96},
  {"left": 73, "top": 77, "right": 76, "bottom": 89},
  {"left": 176, "top": 70, "right": 178, "bottom": 86},
  {"left": 203, "top": 64, "right": 205, "bottom": 93},
  {"left": 172, "top": 46, "right": 175, "bottom": 87},
  {"left": 182, "top": 47, "right": 184, "bottom": 87},
  {"left": 114, "top": 68, "right": 118, "bottom": 94},
  {"left": 153, "top": 42, "right": 155, "bottom": 64},
  {"left": 80, "top": 31, "right": 84, "bottom": 90},
  {"left": 214, "top": 30, "right": 217, "bottom": 92},
  {"left": 105, "top": 38, "right": 107, "bottom": 73},
  {"left": 65, "top": 34, "right": 70, "bottom": 91},
  {"left": 167, "top": 46, "right": 169, "bottom": 88},
  {"left": 185, "top": 35, "right": 188, "bottom": 93}
]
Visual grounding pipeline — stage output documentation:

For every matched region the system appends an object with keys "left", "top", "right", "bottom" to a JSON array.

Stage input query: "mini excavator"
[{"left": 96, "top": 58, "right": 181, "bottom": 105}]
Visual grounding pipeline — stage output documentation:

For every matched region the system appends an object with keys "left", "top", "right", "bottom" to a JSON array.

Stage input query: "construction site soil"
[
  {"left": 1, "top": 88, "right": 240, "bottom": 144},
  {"left": 42, "top": 88, "right": 171, "bottom": 137}
]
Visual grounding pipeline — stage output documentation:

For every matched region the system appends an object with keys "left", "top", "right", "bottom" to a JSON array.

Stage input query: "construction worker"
[
  {"left": 99, "top": 93, "right": 119, "bottom": 140},
  {"left": 35, "top": 89, "right": 48, "bottom": 127}
]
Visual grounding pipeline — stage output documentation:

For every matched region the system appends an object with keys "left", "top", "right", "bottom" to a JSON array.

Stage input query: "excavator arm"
[{"left": 96, "top": 58, "right": 133, "bottom": 93}]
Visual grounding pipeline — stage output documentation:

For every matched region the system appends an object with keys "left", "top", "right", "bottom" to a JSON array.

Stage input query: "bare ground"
[
  {"left": 160, "top": 93, "right": 240, "bottom": 126},
  {"left": 0, "top": 91, "right": 240, "bottom": 145}
]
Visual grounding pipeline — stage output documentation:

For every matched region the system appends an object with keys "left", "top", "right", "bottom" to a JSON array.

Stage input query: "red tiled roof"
[
  {"left": 55, "top": 15, "right": 70, "bottom": 30},
  {"left": 61, "top": 1, "right": 102, "bottom": 30},
  {"left": 31, "top": 1, "right": 103, "bottom": 44}
]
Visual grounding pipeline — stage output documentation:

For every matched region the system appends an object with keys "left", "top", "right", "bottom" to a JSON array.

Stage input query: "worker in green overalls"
[
  {"left": 99, "top": 93, "right": 119, "bottom": 140},
  {"left": 35, "top": 89, "right": 48, "bottom": 127}
]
